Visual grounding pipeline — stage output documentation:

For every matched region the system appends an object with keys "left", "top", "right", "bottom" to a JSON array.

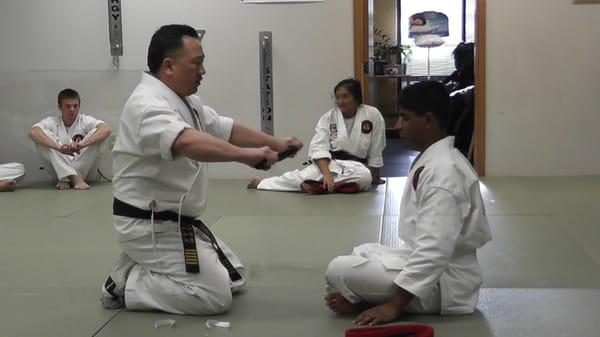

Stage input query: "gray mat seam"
[{"left": 91, "top": 309, "right": 123, "bottom": 337}]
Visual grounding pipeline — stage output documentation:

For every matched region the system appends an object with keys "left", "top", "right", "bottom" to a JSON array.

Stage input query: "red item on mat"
[
  {"left": 300, "top": 180, "right": 327, "bottom": 194},
  {"left": 346, "top": 324, "right": 434, "bottom": 337},
  {"left": 300, "top": 180, "right": 360, "bottom": 195}
]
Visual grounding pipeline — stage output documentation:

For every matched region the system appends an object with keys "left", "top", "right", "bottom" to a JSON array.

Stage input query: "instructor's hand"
[
  {"left": 245, "top": 146, "right": 278, "bottom": 170},
  {"left": 274, "top": 137, "right": 303, "bottom": 155}
]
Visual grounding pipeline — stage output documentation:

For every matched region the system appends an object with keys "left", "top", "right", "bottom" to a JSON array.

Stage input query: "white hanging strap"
[{"left": 149, "top": 200, "right": 160, "bottom": 268}]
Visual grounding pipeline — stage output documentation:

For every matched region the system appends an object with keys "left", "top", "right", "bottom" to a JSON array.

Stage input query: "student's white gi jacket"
[
  {"left": 112, "top": 72, "right": 233, "bottom": 241},
  {"left": 388, "top": 136, "right": 491, "bottom": 314},
  {"left": 309, "top": 104, "right": 386, "bottom": 168},
  {"left": 33, "top": 114, "right": 104, "bottom": 145}
]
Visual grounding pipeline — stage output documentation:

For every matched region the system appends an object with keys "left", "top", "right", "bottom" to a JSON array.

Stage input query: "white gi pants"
[
  {"left": 36, "top": 128, "right": 106, "bottom": 181},
  {"left": 111, "top": 222, "right": 246, "bottom": 315},
  {"left": 0, "top": 163, "right": 26, "bottom": 182},
  {"left": 257, "top": 159, "right": 372, "bottom": 192},
  {"left": 325, "top": 243, "right": 441, "bottom": 314}
]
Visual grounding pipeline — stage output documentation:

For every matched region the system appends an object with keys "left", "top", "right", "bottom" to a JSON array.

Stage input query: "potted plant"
[
  {"left": 373, "top": 28, "right": 392, "bottom": 75},
  {"left": 382, "top": 44, "right": 412, "bottom": 75},
  {"left": 374, "top": 28, "right": 412, "bottom": 75}
]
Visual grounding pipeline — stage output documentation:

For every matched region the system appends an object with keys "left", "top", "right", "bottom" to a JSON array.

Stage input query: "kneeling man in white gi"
[
  {"left": 324, "top": 81, "right": 492, "bottom": 325},
  {"left": 28, "top": 89, "right": 112, "bottom": 190},
  {"left": 100, "top": 24, "right": 302, "bottom": 315},
  {"left": 0, "top": 162, "right": 25, "bottom": 191},
  {"left": 248, "top": 79, "right": 386, "bottom": 194}
]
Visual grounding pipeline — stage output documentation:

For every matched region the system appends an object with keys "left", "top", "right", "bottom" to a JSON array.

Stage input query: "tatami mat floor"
[{"left": 0, "top": 176, "right": 598, "bottom": 336}]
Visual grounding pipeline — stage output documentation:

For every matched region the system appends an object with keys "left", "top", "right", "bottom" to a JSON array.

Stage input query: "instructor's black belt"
[
  {"left": 113, "top": 198, "right": 242, "bottom": 282},
  {"left": 330, "top": 151, "right": 368, "bottom": 165}
]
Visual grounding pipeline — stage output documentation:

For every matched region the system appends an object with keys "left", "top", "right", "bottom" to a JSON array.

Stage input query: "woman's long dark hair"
[{"left": 334, "top": 79, "right": 363, "bottom": 105}]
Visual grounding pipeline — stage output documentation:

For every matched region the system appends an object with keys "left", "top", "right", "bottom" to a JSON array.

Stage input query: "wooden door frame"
[
  {"left": 353, "top": 0, "right": 486, "bottom": 176},
  {"left": 353, "top": 0, "right": 370, "bottom": 103}
]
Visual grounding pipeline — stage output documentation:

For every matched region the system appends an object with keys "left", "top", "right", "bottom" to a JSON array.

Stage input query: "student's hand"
[
  {"left": 322, "top": 172, "right": 334, "bottom": 192},
  {"left": 369, "top": 168, "right": 385, "bottom": 186},
  {"left": 353, "top": 303, "right": 402, "bottom": 326},
  {"left": 57, "top": 144, "right": 70, "bottom": 154},
  {"left": 74, "top": 142, "right": 87, "bottom": 152},
  {"left": 69, "top": 142, "right": 81, "bottom": 154},
  {"left": 58, "top": 144, "right": 77, "bottom": 155},
  {"left": 372, "top": 178, "right": 385, "bottom": 185},
  {"left": 246, "top": 146, "right": 278, "bottom": 170}
]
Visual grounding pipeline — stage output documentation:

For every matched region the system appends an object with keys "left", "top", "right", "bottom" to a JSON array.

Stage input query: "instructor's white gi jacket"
[
  {"left": 387, "top": 136, "right": 491, "bottom": 314},
  {"left": 309, "top": 104, "right": 386, "bottom": 168},
  {"left": 112, "top": 72, "right": 233, "bottom": 241}
]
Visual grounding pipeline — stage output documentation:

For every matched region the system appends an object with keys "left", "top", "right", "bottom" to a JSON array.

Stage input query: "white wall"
[
  {"left": 373, "top": 0, "right": 398, "bottom": 122},
  {"left": 4, "top": 0, "right": 597, "bottom": 180},
  {"left": 0, "top": 0, "right": 354, "bottom": 182},
  {"left": 374, "top": 0, "right": 396, "bottom": 43},
  {"left": 486, "top": 0, "right": 600, "bottom": 176}
]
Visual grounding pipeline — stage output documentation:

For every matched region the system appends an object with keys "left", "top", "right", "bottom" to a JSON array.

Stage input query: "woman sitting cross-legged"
[{"left": 247, "top": 79, "right": 386, "bottom": 194}]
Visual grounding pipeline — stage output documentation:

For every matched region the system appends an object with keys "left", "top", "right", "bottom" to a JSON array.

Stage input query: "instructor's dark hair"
[
  {"left": 57, "top": 88, "right": 80, "bottom": 105},
  {"left": 147, "top": 24, "right": 200, "bottom": 74},
  {"left": 398, "top": 81, "right": 450, "bottom": 130},
  {"left": 334, "top": 78, "right": 363, "bottom": 105}
]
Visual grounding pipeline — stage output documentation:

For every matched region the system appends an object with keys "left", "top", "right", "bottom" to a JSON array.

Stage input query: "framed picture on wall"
[{"left": 573, "top": 0, "right": 600, "bottom": 4}]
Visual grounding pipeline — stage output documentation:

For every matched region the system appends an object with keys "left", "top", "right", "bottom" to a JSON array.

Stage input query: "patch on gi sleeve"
[
  {"left": 412, "top": 166, "right": 425, "bottom": 190},
  {"left": 361, "top": 120, "right": 373, "bottom": 134},
  {"left": 330, "top": 123, "right": 338, "bottom": 133}
]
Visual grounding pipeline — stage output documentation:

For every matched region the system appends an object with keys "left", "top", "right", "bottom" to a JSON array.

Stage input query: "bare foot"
[
  {"left": 70, "top": 175, "right": 90, "bottom": 190},
  {"left": 56, "top": 181, "right": 70, "bottom": 190},
  {"left": 324, "top": 293, "right": 365, "bottom": 314},
  {"left": 246, "top": 176, "right": 264, "bottom": 189},
  {"left": 0, "top": 180, "right": 17, "bottom": 192}
]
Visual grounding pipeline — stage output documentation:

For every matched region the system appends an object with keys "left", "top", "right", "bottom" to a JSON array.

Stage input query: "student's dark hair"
[
  {"left": 334, "top": 78, "right": 363, "bottom": 105},
  {"left": 398, "top": 81, "right": 450, "bottom": 130},
  {"left": 57, "top": 88, "right": 80, "bottom": 105},
  {"left": 452, "top": 42, "right": 475, "bottom": 82},
  {"left": 147, "top": 24, "right": 200, "bottom": 74}
]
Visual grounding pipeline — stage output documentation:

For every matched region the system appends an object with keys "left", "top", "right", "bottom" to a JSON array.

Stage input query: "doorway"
[{"left": 353, "top": 0, "right": 486, "bottom": 176}]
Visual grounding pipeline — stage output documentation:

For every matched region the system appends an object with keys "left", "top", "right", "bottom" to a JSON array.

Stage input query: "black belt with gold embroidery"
[{"left": 113, "top": 198, "right": 242, "bottom": 281}]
